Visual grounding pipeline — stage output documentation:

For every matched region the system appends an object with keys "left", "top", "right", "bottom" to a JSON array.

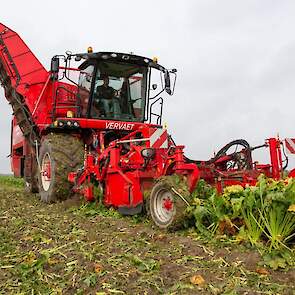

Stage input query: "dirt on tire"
[
  {"left": 38, "top": 133, "right": 84, "bottom": 203},
  {"left": 147, "top": 175, "right": 191, "bottom": 231}
]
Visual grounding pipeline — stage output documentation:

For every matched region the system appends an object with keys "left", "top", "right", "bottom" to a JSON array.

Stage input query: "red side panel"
[
  {"left": 10, "top": 118, "right": 25, "bottom": 177},
  {"left": 12, "top": 123, "right": 24, "bottom": 148},
  {"left": 0, "top": 22, "right": 49, "bottom": 115},
  {"left": 0, "top": 23, "right": 47, "bottom": 88}
]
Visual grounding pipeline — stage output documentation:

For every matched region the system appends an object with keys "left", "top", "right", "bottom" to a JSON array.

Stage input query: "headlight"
[{"left": 66, "top": 111, "right": 74, "bottom": 118}]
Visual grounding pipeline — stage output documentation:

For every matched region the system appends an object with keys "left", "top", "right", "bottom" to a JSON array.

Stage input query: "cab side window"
[{"left": 78, "top": 65, "right": 94, "bottom": 116}]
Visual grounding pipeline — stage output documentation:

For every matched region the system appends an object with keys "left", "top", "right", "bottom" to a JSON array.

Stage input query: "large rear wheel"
[{"left": 38, "top": 133, "right": 84, "bottom": 203}]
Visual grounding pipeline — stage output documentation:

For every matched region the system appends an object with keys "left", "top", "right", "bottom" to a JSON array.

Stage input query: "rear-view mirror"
[
  {"left": 50, "top": 57, "right": 59, "bottom": 73},
  {"left": 164, "top": 70, "right": 172, "bottom": 95}
]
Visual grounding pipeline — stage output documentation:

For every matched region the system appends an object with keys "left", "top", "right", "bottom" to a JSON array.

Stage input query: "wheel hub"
[
  {"left": 163, "top": 198, "right": 173, "bottom": 211},
  {"left": 153, "top": 188, "right": 175, "bottom": 224},
  {"left": 41, "top": 152, "right": 51, "bottom": 191}
]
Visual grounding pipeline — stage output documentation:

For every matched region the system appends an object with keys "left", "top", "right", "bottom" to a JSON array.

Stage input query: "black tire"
[
  {"left": 37, "top": 133, "right": 84, "bottom": 203},
  {"left": 147, "top": 176, "right": 190, "bottom": 230}
]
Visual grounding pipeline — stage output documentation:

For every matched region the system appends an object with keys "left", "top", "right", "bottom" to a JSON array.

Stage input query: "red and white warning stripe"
[
  {"left": 150, "top": 128, "right": 168, "bottom": 148},
  {"left": 285, "top": 138, "right": 295, "bottom": 154}
]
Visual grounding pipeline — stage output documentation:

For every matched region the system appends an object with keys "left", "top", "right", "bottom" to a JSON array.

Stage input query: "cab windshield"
[{"left": 90, "top": 61, "right": 148, "bottom": 122}]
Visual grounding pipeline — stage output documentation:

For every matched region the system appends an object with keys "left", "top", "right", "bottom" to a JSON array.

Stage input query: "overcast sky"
[{"left": 1, "top": 0, "right": 295, "bottom": 173}]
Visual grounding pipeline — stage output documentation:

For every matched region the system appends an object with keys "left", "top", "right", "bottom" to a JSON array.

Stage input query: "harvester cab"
[
  {"left": 43, "top": 50, "right": 199, "bottom": 227},
  {"left": 50, "top": 51, "right": 177, "bottom": 126}
]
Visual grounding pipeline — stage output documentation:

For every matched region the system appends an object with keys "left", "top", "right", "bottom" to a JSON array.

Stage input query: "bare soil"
[{"left": 0, "top": 177, "right": 294, "bottom": 294}]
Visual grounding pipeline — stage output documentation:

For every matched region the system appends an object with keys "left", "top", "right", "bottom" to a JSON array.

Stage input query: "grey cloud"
[{"left": 1, "top": 0, "right": 295, "bottom": 173}]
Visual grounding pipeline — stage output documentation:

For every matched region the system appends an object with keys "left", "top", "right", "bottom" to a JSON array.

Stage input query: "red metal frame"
[
  {"left": 68, "top": 127, "right": 200, "bottom": 208},
  {"left": 1, "top": 22, "right": 294, "bottom": 215},
  {"left": 197, "top": 137, "right": 292, "bottom": 193}
]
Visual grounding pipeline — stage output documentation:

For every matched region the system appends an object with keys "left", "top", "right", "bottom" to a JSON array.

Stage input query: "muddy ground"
[{"left": 0, "top": 176, "right": 294, "bottom": 294}]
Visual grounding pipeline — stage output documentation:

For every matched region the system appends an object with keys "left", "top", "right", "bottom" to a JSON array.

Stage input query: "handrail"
[
  {"left": 149, "top": 97, "right": 163, "bottom": 125},
  {"left": 32, "top": 73, "right": 51, "bottom": 116}
]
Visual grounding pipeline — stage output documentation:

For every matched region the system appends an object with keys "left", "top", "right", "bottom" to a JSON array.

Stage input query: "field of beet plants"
[{"left": 0, "top": 174, "right": 295, "bottom": 294}]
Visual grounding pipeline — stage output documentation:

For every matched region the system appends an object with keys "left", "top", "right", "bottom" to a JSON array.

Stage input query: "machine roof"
[{"left": 77, "top": 51, "right": 165, "bottom": 72}]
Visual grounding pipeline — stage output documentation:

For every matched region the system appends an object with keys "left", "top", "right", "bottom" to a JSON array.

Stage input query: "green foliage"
[
  {"left": 0, "top": 175, "right": 24, "bottom": 188},
  {"left": 262, "top": 249, "right": 295, "bottom": 270},
  {"left": 83, "top": 273, "right": 97, "bottom": 287},
  {"left": 125, "top": 254, "right": 159, "bottom": 273},
  {"left": 72, "top": 202, "right": 122, "bottom": 219},
  {"left": 190, "top": 175, "right": 295, "bottom": 260}
]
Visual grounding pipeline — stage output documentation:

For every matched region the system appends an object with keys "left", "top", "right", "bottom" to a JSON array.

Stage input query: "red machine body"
[
  {"left": 68, "top": 127, "right": 199, "bottom": 208},
  {"left": 0, "top": 22, "right": 294, "bottom": 224},
  {"left": 0, "top": 22, "right": 199, "bottom": 217}
]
